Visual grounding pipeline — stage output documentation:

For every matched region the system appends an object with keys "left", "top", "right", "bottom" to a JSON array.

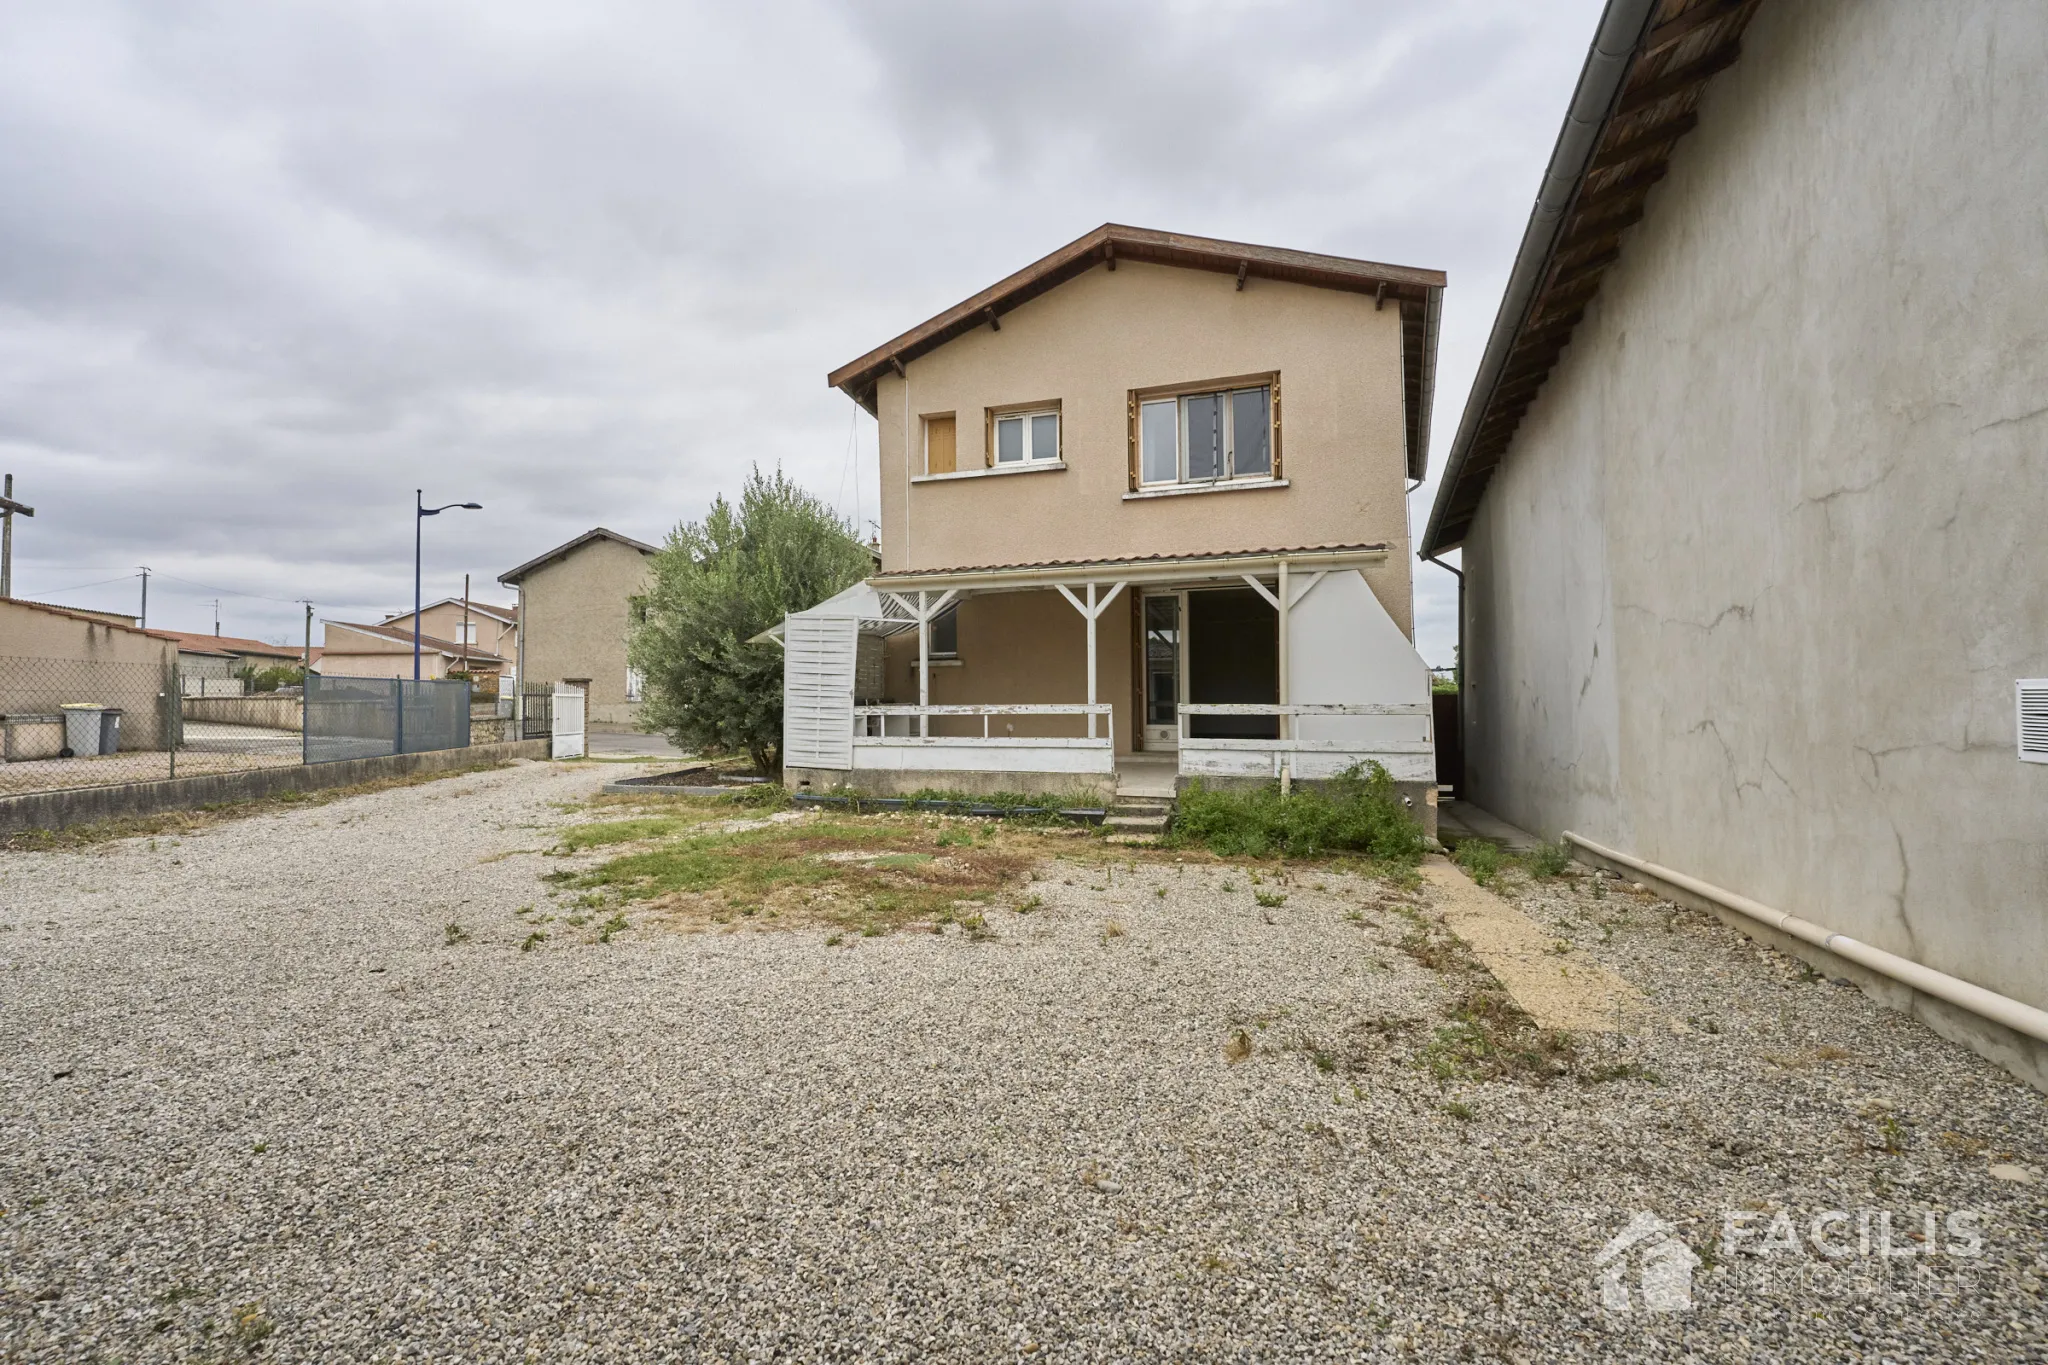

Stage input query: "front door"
[{"left": 1142, "top": 593, "right": 1183, "bottom": 750}]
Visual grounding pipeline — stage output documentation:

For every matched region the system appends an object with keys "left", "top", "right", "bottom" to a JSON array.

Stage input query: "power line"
[{"left": 20, "top": 571, "right": 140, "bottom": 597}]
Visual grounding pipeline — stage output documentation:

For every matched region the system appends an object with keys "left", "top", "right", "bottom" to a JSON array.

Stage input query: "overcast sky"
[{"left": 0, "top": 0, "right": 1604, "bottom": 664}]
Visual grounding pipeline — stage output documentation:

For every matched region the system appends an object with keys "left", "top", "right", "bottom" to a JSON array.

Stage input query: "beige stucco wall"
[
  {"left": 881, "top": 588, "right": 1136, "bottom": 750},
  {"left": 382, "top": 601, "right": 517, "bottom": 666},
  {"left": 513, "top": 537, "right": 652, "bottom": 727},
  {"left": 0, "top": 601, "right": 177, "bottom": 748},
  {"left": 873, "top": 260, "right": 1416, "bottom": 636},
  {"left": 318, "top": 648, "right": 452, "bottom": 681},
  {"left": 1457, "top": 0, "right": 2048, "bottom": 1033}
]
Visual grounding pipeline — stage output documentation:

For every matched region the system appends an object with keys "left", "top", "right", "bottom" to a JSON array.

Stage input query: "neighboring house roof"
[
  {"left": 174, "top": 646, "right": 240, "bottom": 660},
  {"left": 498, "top": 528, "right": 659, "bottom": 586},
  {"left": 151, "top": 630, "right": 306, "bottom": 661},
  {"left": 828, "top": 223, "right": 1448, "bottom": 481},
  {"left": 1421, "top": 0, "right": 1763, "bottom": 555},
  {"left": 5, "top": 599, "right": 143, "bottom": 627},
  {"left": 379, "top": 597, "right": 519, "bottom": 627},
  {"left": 323, "top": 619, "right": 507, "bottom": 664},
  {"left": 0, "top": 596, "right": 172, "bottom": 644}
]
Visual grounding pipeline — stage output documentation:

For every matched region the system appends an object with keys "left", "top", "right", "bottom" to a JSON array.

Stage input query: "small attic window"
[{"left": 2020, "top": 680, "right": 2048, "bottom": 764}]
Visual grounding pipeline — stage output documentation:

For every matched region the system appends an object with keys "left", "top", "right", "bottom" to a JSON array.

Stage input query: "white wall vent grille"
[{"left": 2020, "top": 680, "right": 2048, "bottom": 764}]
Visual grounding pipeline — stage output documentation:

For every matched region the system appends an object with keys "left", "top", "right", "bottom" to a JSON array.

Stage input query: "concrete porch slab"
[{"left": 1115, "top": 755, "right": 1178, "bottom": 799}]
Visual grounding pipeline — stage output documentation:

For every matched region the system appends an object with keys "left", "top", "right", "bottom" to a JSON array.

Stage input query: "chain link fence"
[{"left": 2, "top": 657, "right": 494, "bottom": 798}]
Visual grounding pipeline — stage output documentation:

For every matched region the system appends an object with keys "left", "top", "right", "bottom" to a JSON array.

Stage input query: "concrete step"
[{"left": 1103, "top": 813, "right": 1169, "bottom": 835}]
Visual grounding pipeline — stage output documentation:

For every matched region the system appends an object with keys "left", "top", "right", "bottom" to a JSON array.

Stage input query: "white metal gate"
[
  {"left": 551, "top": 684, "right": 586, "bottom": 759},
  {"left": 784, "top": 614, "right": 858, "bottom": 769}
]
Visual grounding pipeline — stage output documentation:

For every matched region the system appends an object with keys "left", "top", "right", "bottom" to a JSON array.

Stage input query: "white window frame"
[
  {"left": 1137, "top": 383, "right": 1276, "bottom": 488},
  {"left": 626, "top": 666, "right": 644, "bottom": 702},
  {"left": 992, "top": 407, "right": 1060, "bottom": 465}
]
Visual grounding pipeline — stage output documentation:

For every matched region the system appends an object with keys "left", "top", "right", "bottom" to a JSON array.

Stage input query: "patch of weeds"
[
  {"left": 1418, "top": 988, "right": 1577, "bottom": 1085},
  {"left": 564, "top": 915, "right": 589, "bottom": 927},
  {"left": 1166, "top": 763, "right": 1425, "bottom": 862},
  {"left": 442, "top": 923, "right": 470, "bottom": 946},
  {"left": 824, "top": 933, "right": 844, "bottom": 947},
  {"left": 1254, "top": 891, "right": 1287, "bottom": 909},
  {"left": 229, "top": 1302, "right": 275, "bottom": 1353},
  {"left": 1305, "top": 1042, "right": 1338, "bottom": 1074},
  {"left": 1101, "top": 921, "right": 1126, "bottom": 942},
  {"left": 1154, "top": 886, "right": 1167, "bottom": 899},
  {"left": 1013, "top": 894, "right": 1043, "bottom": 913},
  {"left": 520, "top": 931, "right": 546, "bottom": 952},
  {"left": 1937, "top": 1131, "right": 1987, "bottom": 1158},
  {"left": 935, "top": 830, "right": 974, "bottom": 848},
  {"left": 1525, "top": 840, "right": 1573, "bottom": 878},
  {"left": 1582, "top": 1061, "right": 1662, "bottom": 1086},
  {"left": 1865, "top": 1108, "right": 1909, "bottom": 1156},
  {"left": 1441, "top": 1100, "right": 1476, "bottom": 1122},
  {"left": 597, "top": 913, "right": 628, "bottom": 943},
  {"left": 251, "top": 1142, "right": 268, "bottom": 1154},
  {"left": 859, "top": 922, "right": 885, "bottom": 938},
  {"left": 1224, "top": 1029, "right": 1253, "bottom": 1064},
  {"left": 960, "top": 913, "right": 996, "bottom": 942},
  {"left": 1796, "top": 962, "right": 1827, "bottom": 985},
  {"left": 1452, "top": 839, "right": 1504, "bottom": 887}
]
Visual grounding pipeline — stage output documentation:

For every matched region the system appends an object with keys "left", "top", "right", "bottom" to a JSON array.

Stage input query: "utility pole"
[
  {"left": 0, "top": 473, "right": 34, "bottom": 599},
  {"left": 461, "top": 573, "right": 471, "bottom": 664},
  {"left": 212, "top": 599, "right": 221, "bottom": 636},
  {"left": 301, "top": 601, "right": 314, "bottom": 673},
  {"left": 138, "top": 566, "right": 151, "bottom": 629}
]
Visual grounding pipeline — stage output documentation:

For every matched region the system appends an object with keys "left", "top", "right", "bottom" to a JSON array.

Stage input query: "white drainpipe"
[{"left": 1564, "top": 831, "right": 2048, "bottom": 1045}]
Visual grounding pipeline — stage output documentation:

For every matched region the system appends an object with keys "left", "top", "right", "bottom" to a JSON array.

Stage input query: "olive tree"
[{"left": 627, "top": 467, "right": 872, "bottom": 775}]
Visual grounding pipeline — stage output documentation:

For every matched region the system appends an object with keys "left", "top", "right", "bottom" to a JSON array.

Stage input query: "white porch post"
[
  {"left": 1277, "top": 558, "right": 1291, "bottom": 790},
  {"left": 917, "top": 589, "right": 930, "bottom": 738},
  {"left": 1085, "top": 582, "right": 1098, "bottom": 739}
]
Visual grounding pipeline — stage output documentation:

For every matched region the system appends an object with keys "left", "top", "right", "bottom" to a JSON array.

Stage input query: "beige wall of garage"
[
  {"left": 0, "top": 599, "right": 177, "bottom": 748},
  {"left": 511, "top": 536, "right": 652, "bottom": 729},
  {"left": 872, "top": 261, "right": 1416, "bottom": 637}
]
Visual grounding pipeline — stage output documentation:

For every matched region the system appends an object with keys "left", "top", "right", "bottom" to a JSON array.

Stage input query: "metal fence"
[
  {"left": 303, "top": 675, "right": 470, "bottom": 764},
  {"left": 519, "top": 682, "right": 553, "bottom": 741},
  {"left": 2, "top": 656, "right": 489, "bottom": 797}
]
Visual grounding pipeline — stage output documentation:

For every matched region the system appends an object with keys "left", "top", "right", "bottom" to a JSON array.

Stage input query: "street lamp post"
[{"left": 415, "top": 490, "right": 483, "bottom": 680}]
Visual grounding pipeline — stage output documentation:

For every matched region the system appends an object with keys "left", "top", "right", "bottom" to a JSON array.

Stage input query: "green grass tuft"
[{"left": 1165, "top": 763, "right": 1425, "bottom": 862}]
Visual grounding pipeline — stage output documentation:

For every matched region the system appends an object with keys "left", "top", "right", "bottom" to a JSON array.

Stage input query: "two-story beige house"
[
  {"left": 779, "top": 225, "right": 1445, "bottom": 826},
  {"left": 499, "top": 528, "right": 657, "bottom": 731}
]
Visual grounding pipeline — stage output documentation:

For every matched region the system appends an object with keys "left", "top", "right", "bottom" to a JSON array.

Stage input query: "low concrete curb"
[{"left": 0, "top": 739, "right": 551, "bottom": 836}]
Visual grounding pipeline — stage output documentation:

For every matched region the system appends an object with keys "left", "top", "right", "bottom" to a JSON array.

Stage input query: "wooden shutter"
[
  {"left": 925, "top": 414, "right": 956, "bottom": 475},
  {"left": 784, "top": 614, "right": 858, "bottom": 769},
  {"left": 2020, "top": 680, "right": 2048, "bottom": 764}
]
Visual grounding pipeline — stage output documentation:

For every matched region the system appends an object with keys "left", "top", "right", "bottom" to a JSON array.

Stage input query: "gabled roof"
[
  {"left": 499, "top": 528, "right": 658, "bottom": 586},
  {"left": 322, "top": 619, "right": 506, "bottom": 664},
  {"left": 379, "top": 597, "right": 519, "bottom": 627},
  {"left": 151, "top": 630, "right": 304, "bottom": 660},
  {"left": 828, "top": 223, "right": 1447, "bottom": 481},
  {"left": 1421, "top": 0, "right": 1763, "bottom": 555}
]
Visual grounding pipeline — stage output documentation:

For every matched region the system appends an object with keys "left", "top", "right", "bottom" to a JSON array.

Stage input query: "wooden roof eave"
[{"left": 1420, "top": 0, "right": 1763, "bottom": 557}]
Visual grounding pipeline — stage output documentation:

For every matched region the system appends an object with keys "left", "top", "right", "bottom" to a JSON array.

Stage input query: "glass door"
[{"left": 1142, "top": 593, "right": 1184, "bottom": 750}]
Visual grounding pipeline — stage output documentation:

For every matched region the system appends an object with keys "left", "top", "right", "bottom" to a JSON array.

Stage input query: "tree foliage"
[{"left": 627, "top": 467, "right": 872, "bottom": 774}]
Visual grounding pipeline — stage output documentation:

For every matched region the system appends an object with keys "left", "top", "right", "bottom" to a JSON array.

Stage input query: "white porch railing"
[
  {"left": 852, "top": 703, "right": 1114, "bottom": 775},
  {"left": 1177, "top": 703, "right": 1433, "bottom": 783}
]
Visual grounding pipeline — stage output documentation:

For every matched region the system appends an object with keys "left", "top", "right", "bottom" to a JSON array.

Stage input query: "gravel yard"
[{"left": 2, "top": 758, "right": 2043, "bottom": 1362}]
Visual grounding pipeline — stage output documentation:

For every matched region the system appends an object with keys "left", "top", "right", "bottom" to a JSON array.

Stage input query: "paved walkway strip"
[{"left": 1422, "top": 857, "right": 1651, "bottom": 1032}]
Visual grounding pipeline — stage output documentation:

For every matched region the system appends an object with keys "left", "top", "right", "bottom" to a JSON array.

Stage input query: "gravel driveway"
[{"left": 2, "top": 759, "right": 2043, "bottom": 1362}]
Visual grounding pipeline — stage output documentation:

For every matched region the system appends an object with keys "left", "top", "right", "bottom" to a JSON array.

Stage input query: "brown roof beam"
[
  {"left": 1550, "top": 248, "right": 1620, "bottom": 289},
  {"left": 1644, "top": 0, "right": 1747, "bottom": 57},
  {"left": 1563, "top": 204, "right": 1646, "bottom": 245},
  {"left": 1616, "top": 41, "right": 1742, "bottom": 116},
  {"left": 1589, "top": 112, "right": 1699, "bottom": 171},
  {"left": 1576, "top": 163, "right": 1668, "bottom": 216}
]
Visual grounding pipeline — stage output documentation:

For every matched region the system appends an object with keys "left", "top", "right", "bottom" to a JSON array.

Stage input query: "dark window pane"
[
  {"left": 1140, "top": 400, "right": 1178, "bottom": 483},
  {"left": 1184, "top": 393, "right": 1223, "bottom": 480},
  {"left": 1231, "top": 387, "right": 1270, "bottom": 477},
  {"left": 996, "top": 417, "right": 1023, "bottom": 463},
  {"left": 931, "top": 604, "right": 958, "bottom": 655},
  {"left": 1144, "top": 596, "right": 1179, "bottom": 726}
]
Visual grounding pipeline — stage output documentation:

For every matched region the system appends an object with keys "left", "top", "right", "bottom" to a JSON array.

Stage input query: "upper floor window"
[
  {"left": 993, "top": 407, "right": 1060, "bottom": 464},
  {"left": 1138, "top": 381, "right": 1275, "bottom": 486},
  {"left": 456, "top": 621, "right": 477, "bottom": 645}
]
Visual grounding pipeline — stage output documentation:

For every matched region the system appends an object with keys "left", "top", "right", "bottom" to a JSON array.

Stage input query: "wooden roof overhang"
[
  {"left": 1421, "top": 0, "right": 1764, "bottom": 556},
  {"left": 828, "top": 225, "right": 1447, "bottom": 481},
  {"left": 867, "top": 543, "right": 1391, "bottom": 595}
]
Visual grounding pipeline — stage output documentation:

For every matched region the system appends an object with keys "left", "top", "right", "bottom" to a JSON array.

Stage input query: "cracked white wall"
[{"left": 1460, "top": 0, "right": 2048, "bottom": 1012}]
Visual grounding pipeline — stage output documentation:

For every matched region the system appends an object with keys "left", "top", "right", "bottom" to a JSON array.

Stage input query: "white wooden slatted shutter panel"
[
  {"left": 783, "top": 615, "right": 858, "bottom": 770},
  {"left": 2019, "top": 680, "right": 2048, "bottom": 764}
]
